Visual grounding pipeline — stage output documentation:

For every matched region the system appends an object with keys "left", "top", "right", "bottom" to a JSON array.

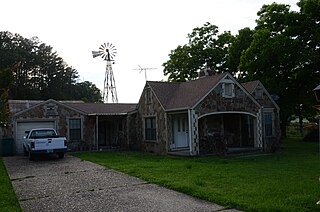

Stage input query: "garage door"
[{"left": 16, "top": 121, "right": 55, "bottom": 154}]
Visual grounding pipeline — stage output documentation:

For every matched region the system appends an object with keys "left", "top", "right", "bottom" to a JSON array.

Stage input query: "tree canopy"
[
  {"left": 0, "top": 31, "right": 102, "bottom": 102},
  {"left": 162, "top": 0, "right": 320, "bottom": 134},
  {"left": 163, "top": 22, "right": 234, "bottom": 81}
]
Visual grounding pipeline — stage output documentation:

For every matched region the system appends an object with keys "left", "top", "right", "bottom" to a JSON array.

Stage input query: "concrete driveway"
[{"left": 3, "top": 155, "right": 240, "bottom": 212}]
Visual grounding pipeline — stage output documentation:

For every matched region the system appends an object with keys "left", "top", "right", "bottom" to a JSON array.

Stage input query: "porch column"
[
  {"left": 256, "top": 108, "right": 263, "bottom": 150},
  {"left": 96, "top": 115, "right": 99, "bottom": 151},
  {"left": 188, "top": 109, "right": 199, "bottom": 156}
]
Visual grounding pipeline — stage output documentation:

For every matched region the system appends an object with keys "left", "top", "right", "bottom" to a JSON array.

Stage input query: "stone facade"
[
  {"left": 195, "top": 82, "right": 260, "bottom": 116},
  {"left": 12, "top": 101, "right": 95, "bottom": 151},
  {"left": 135, "top": 86, "right": 168, "bottom": 154}
]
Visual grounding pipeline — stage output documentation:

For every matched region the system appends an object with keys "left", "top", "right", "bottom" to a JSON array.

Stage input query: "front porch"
[{"left": 168, "top": 112, "right": 261, "bottom": 156}]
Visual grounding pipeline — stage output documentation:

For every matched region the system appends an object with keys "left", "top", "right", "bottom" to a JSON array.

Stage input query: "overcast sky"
[{"left": 1, "top": 0, "right": 299, "bottom": 103}]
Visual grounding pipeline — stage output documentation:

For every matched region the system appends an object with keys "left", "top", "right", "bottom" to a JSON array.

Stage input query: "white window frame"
[
  {"left": 264, "top": 109, "right": 274, "bottom": 137},
  {"left": 67, "top": 118, "right": 83, "bottom": 141},
  {"left": 143, "top": 116, "right": 157, "bottom": 141},
  {"left": 221, "top": 79, "right": 235, "bottom": 98}
]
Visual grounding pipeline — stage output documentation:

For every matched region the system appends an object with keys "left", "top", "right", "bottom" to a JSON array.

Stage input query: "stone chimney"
[{"left": 198, "top": 66, "right": 214, "bottom": 78}]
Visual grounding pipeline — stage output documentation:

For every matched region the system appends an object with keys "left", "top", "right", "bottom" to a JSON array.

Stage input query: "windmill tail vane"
[{"left": 92, "top": 42, "right": 118, "bottom": 103}]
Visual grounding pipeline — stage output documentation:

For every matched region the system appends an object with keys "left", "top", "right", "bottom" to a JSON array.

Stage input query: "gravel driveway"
[{"left": 4, "top": 155, "right": 240, "bottom": 212}]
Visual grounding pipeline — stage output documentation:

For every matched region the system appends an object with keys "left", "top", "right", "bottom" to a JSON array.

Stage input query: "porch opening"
[{"left": 199, "top": 113, "right": 256, "bottom": 154}]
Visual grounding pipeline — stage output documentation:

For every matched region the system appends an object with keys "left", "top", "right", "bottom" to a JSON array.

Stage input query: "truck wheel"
[
  {"left": 28, "top": 151, "right": 34, "bottom": 161},
  {"left": 58, "top": 152, "right": 64, "bottom": 159},
  {"left": 23, "top": 146, "right": 28, "bottom": 156}
]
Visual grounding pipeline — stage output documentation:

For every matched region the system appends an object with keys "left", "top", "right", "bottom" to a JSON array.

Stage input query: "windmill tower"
[{"left": 92, "top": 43, "right": 118, "bottom": 103}]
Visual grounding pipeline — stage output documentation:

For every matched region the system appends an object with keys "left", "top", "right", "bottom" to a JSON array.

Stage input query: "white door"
[
  {"left": 16, "top": 121, "right": 55, "bottom": 154},
  {"left": 173, "top": 115, "right": 189, "bottom": 148}
]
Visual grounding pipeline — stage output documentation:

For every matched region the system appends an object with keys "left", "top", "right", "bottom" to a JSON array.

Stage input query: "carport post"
[{"left": 96, "top": 115, "right": 99, "bottom": 151}]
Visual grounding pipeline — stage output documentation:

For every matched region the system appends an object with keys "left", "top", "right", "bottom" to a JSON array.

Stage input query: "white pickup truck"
[{"left": 23, "top": 128, "right": 68, "bottom": 160}]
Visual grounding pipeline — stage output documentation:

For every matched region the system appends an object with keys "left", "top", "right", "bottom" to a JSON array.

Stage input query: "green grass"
[
  {"left": 0, "top": 158, "right": 21, "bottom": 211},
  {"left": 74, "top": 138, "right": 320, "bottom": 212}
]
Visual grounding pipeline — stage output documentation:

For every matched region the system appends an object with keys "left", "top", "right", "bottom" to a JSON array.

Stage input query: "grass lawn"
[
  {"left": 74, "top": 138, "right": 320, "bottom": 212},
  {"left": 0, "top": 158, "right": 21, "bottom": 212}
]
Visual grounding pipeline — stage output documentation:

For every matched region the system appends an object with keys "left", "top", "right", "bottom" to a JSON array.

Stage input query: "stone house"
[
  {"left": 8, "top": 99, "right": 136, "bottom": 154},
  {"left": 130, "top": 72, "right": 280, "bottom": 155},
  {"left": 6, "top": 72, "right": 280, "bottom": 156}
]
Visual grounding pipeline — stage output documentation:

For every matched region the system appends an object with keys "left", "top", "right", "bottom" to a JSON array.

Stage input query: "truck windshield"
[{"left": 29, "top": 130, "right": 56, "bottom": 139}]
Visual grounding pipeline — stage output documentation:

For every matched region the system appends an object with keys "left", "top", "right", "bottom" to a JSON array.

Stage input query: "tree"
[
  {"left": 227, "top": 27, "right": 254, "bottom": 78},
  {"left": 0, "top": 67, "right": 14, "bottom": 126},
  {"left": 239, "top": 1, "right": 320, "bottom": 135},
  {"left": 0, "top": 31, "right": 102, "bottom": 102},
  {"left": 163, "top": 22, "right": 234, "bottom": 81},
  {"left": 72, "top": 81, "right": 102, "bottom": 103}
]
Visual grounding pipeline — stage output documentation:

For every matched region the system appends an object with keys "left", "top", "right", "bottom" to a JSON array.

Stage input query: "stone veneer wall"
[
  {"left": 12, "top": 102, "right": 94, "bottom": 151},
  {"left": 195, "top": 83, "right": 260, "bottom": 116},
  {"left": 136, "top": 87, "right": 167, "bottom": 155}
]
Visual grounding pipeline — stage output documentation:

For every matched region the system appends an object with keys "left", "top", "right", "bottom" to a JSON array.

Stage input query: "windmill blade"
[{"left": 92, "top": 51, "right": 103, "bottom": 58}]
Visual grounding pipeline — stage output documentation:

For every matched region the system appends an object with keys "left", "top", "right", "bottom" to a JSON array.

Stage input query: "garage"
[{"left": 15, "top": 121, "right": 55, "bottom": 154}]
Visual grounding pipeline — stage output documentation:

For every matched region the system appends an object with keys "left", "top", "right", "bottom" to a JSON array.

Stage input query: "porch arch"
[
  {"left": 198, "top": 111, "right": 258, "bottom": 154},
  {"left": 198, "top": 111, "right": 257, "bottom": 119}
]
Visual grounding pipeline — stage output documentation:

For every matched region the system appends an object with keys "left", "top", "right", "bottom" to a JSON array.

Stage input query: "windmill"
[
  {"left": 133, "top": 65, "right": 157, "bottom": 81},
  {"left": 92, "top": 42, "right": 118, "bottom": 103}
]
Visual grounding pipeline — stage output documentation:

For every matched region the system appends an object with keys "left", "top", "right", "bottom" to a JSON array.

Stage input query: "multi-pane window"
[
  {"left": 145, "top": 117, "right": 156, "bottom": 141},
  {"left": 264, "top": 112, "right": 273, "bottom": 137},
  {"left": 222, "top": 82, "right": 235, "bottom": 98},
  {"left": 69, "top": 119, "right": 81, "bottom": 140}
]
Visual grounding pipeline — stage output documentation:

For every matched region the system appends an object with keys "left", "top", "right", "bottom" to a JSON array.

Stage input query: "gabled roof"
[
  {"left": 147, "top": 73, "right": 227, "bottom": 110},
  {"left": 241, "top": 80, "right": 260, "bottom": 94},
  {"left": 65, "top": 103, "right": 137, "bottom": 115},
  {"left": 9, "top": 99, "right": 137, "bottom": 117},
  {"left": 242, "top": 80, "right": 280, "bottom": 111}
]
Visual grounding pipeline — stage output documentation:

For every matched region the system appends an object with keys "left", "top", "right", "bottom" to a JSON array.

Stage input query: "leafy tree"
[
  {"left": 239, "top": 1, "right": 320, "bottom": 135},
  {"left": 163, "top": 22, "right": 234, "bottom": 81},
  {"left": 0, "top": 31, "right": 102, "bottom": 102},
  {"left": 227, "top": 27, "right": 254, "bottom": 78},
  {"left": 72, "top": 81, "right": 102, "bottom": 103},
  {"left": 0, "top": 67, "right": 14, "bottom": 126}
]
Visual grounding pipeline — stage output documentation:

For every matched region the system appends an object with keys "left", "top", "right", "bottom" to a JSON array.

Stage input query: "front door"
[{"left": 173, "top": 115, "right": 189, "bottom": 148}]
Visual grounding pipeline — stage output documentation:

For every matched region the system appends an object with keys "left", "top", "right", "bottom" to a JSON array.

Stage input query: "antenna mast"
[
  {"left": 133, "top": 65, "right": 157, "bottom": 81},
  {"left": 92, "top": 42, "right": 118, "bottom": 103}
]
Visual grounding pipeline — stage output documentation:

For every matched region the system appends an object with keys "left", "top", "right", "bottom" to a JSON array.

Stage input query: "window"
[
  {"left": 69, "top": 119, "right": 81, "bottom": 140},
  {"left": 145, "top": 117, "right": 156, "bottom": 141},
  {"left": 264, "top": 112, "right": 273, "bottom": 137},
  {"left": 222, "top": 82, "right": 235, "bottom": 98}
]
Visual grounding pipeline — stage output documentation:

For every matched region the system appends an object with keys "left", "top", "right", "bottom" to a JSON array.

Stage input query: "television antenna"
[
  {"left": 133, "top": 65, "right": 157, "bottom": 81},
  {"left": 92, "top": 42, "right": 118, "bottom": 103}
]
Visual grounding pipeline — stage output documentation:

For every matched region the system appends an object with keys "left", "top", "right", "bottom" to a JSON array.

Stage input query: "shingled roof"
[
  {"left": 65, "top": 103, "right": 137, "bottom": 115},
  {"left": 147, "top": 73, "right": 227, "bottom": 110},
  {"left": 241, "top": 80, "right": 260, "bottom": 94},
  {"left": 9, "top": 100, "right": 137, "bottom": 116}
]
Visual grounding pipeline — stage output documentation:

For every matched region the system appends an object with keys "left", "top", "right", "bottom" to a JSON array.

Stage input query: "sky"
[{"left": 1, "top": 0, "right": 299, "bottom": 103}]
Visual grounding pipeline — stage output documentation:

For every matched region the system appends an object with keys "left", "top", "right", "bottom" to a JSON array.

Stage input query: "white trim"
[
  {"left": 256, "top": 82, "right": 280, "bottom": 111},
  {"left": 198, "top": 111, "right": 257, "bottom": 119},
  {"left": 67, "top": 117, "right": 84, "bottom": 141},
  {"left": 192, "top": 72, "right": 261, "bottom": 110},
  {"left": 142, "top": 115, "right": 158, "bottom": 142},
  {"left": 263, "top": 108, "right": 275, "bottom": 137}
]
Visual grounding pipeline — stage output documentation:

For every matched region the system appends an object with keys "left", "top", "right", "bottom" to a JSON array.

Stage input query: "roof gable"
[
  {"left": 147, "top": 73, "right": 227, "bottom": 110},
  {"left": 10, "top": 99, "right": 137, "bottom": 117},
  {"left": 11, "top": 99, "right": 87, "bottom": 117},
  {"left": 242, "top": 80, "right": 280, "bottom": 111}
]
